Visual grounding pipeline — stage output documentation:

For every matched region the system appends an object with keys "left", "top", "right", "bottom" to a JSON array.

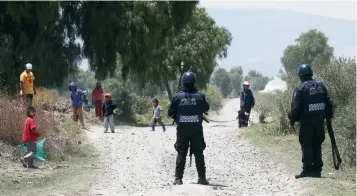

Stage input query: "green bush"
[
  {"left": 108, "top": 83, "right": 224, "bottom": 125},
  {"left": 254, "top": 57, "right": 356, "bottom": 166},
  {"left": 201, "top": 84, "right": 223, "bottom": 112},
  {"left": 253, "top": 92, "right": 276, "bottom": 123},
  {"left": 113, "top": 91, "right": 171, "bottom": 125},
  {"left": 254, "top": 90, "right": 293, "bottom": 134}
]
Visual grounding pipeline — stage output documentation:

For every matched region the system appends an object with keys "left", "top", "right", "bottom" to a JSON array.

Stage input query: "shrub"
[
  {"left": 33, "top": 87, "right": 58, "bottom": 108},
  {"left": 254, "top": 57, "right": 356, "bottom": 166},
  {"left": 0, "top": 89, "right": 83, "bottom": 160},
  {"left": 201, "top": 84, "right": 223, "bottom": 112},
  {"left": 254, "top": 90, "right": 293, "bottom": 134},
  {"left": 253, "top": 92, "right": 276, "bottom": 123},
  {"left": 113, "top": 91, "right": 171, "bottom": 125},
  {"left": 111, "top": 84, "right": 225, "bottom": 125}
]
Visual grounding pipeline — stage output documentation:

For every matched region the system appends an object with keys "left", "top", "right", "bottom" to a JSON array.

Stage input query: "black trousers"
[
  {"left": 174, "top": 127, "right": 206, "bottom": 180},
  {"left": 243, "top": 105, "right": 252, "bottom": 122},
  {"left": 299, "top": 118, "right": 325, "bottom": 173}
]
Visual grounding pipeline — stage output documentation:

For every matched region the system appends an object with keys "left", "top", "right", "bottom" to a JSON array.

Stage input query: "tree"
[
  {"left": 280, "top": 29, "right": 334, "bottom": 87},
  {"left": 137, "top": 7, "right": 232, "bottom": 99},
  {"left": 0, "top": 2, "right": 81, "bottom": 92},
  {"left": 0, "top": 1, "right": 199, "bottom": 93},
  {"left": 244, "top": 70, "right": 270, "bottom": 91},
  {"left": 212, "top": 68, "right": 232, "bottom": 97},
  {"left": 229, "top": 66, "right": 243, "bottom": 97}
]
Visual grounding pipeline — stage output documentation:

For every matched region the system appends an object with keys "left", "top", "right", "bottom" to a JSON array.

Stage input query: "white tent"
[{"left": 259, "top": 77, "right": 287, "bottom": 93}]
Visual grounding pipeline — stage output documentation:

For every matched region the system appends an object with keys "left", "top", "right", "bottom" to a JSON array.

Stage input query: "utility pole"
[{"left": 251, "top": 76, "right": 254, "bottom": 91}]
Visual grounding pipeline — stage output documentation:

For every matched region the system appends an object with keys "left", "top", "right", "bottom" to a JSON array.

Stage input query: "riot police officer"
[
  {"left": 288, "top": 64, "right": 333, "bottom": 179},
  {"left": 168, "top": 71, "right": 210, "bottom": 185}
]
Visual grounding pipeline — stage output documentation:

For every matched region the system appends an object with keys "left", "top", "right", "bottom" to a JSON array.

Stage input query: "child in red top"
[{"left": 20, "top": 106, "right": 39, "bottom": 169}]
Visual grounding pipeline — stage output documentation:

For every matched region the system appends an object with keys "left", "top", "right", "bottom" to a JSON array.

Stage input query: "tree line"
[
  {"left": 211, "top": 66, "right": 271, "bottom": 97},
  {"left": 0, "top": 2, "right": 232, "bottom": 99}
]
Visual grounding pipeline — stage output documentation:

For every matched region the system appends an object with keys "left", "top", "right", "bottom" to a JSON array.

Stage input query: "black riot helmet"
[
  {"left": 298, "top": 64, "right": 313, "bottom": 82},
  {"left": 181, "top": 71, "right": 197, "bottom": 90},
  {"left": 298, "top": 64, "right": 313, "bottom": 77}
]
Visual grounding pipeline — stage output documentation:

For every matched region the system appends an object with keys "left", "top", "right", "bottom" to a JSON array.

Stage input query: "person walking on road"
[
  {"left": 288, "top": 64, "right": 333, "bottom": 179},
  {"left": 92, "top": 82, "right": 104, "bottom": 118},
  {"left": 19, "top": 63, "right": 36, "bottom": 106},
  {"left": 240, "top": 81, "right": 255, "bottom": 124},
  {"left": 151, "top": 98, "right": 166, "bottom": 132}
]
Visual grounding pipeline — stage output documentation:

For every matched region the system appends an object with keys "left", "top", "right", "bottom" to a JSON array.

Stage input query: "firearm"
[{"left": 326, "top": 119, "right": 342, "bottom": 170}]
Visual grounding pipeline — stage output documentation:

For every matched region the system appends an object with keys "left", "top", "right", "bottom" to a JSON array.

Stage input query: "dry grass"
[{"left": 0, "top": 88, "right": 86, "bottom": 160}]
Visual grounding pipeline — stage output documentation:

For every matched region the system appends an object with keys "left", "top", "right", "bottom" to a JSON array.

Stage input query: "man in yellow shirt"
[{"left": 20, "top": 63, "right": 36, "bottom": 106}]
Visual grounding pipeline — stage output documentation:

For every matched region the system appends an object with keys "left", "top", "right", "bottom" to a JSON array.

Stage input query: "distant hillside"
[{"left": 206, "top": 8, "right": 356, "bottom": 76}]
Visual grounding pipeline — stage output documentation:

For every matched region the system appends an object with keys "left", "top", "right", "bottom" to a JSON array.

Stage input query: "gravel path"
[{"left": 85, "top": 98, "right": 304, "bottom": 196}]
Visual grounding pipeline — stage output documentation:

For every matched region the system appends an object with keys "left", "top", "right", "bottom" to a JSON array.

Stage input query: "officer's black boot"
[
  {"left": 295, "top": 171, "right": 314, "bottom": 179},
  {"left": 173, "top": 152, "right": 186, "bottom": 185},
  {"left": 195, "top": 154, "right": 209, "bottom": 185}
]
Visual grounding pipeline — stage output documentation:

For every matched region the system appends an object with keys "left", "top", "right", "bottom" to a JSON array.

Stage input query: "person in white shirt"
[{"left": 151, "top": 98, "right": 166, "bottom": 132}]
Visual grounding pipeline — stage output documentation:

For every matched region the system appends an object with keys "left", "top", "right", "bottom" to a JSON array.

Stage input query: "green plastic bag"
[{"left": 19, "top": 138, "right": 48, "bottom": 160}]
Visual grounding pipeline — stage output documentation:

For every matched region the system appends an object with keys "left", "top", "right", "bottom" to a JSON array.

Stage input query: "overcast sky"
[
  {"left": 199, "top": 0, "right": 356, "bottom": 21},
  {"left": 79, "top": 1, "right": 356, "bottom": 76}
]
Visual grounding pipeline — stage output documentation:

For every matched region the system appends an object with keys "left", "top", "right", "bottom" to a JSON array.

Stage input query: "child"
[
  {"left": 83, "top": 100, "right": 90, "bottom": 112},
  {"left": 236, "top": 106, "right": 248, "bottom": 128},
  {"left": 102, "top": 93, "right": 117, "bottom": 133},
  {"left": 69, "top": 82, "right": 86, "bottom": 128},
  {"left": 151, "top": 98, "right": 166, "bottom": 132},
  {"left": 20, "top": 106, "right": 39, "bottom": 169}
]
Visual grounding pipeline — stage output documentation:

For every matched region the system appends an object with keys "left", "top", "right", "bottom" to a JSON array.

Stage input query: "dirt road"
[{"left": 85, "top": 98, "right": 304, "bottom": 196}]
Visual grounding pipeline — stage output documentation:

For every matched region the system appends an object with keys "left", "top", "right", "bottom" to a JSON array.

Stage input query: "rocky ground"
[{"left": 83, "top": 98, "right": 304, "bottom": 196}]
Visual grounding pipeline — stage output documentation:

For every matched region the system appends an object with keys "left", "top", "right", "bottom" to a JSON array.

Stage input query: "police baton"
[{"left": 326, "top": 119, "right": 342, "bottom": 170}]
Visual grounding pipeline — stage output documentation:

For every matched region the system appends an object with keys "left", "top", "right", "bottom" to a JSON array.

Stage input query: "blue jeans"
[
  {"left": 152, "top": 118, "right": 166, "bottom": 131},
  {"left": 104, "top": 115, "right": 115, "bottom": 132}
]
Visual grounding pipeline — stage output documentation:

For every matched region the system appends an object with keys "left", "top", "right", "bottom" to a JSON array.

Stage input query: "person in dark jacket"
[
  {"left": 168, "top": 71, "right": 210, "bottom": 186},
  {"left": 102, "top": 93, "right": 117, "bottom": 133},
  {"left": 236, "top": 106, "right": 247, "bottom": 128},
  {"left": 288, "top": 64, "right": 333, "bottom": 179},
  {"left": 240, "top": 81, "right": 255, "bottom": 124}
]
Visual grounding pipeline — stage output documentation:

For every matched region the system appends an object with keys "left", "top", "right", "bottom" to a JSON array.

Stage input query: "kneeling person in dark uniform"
[
  {"left": 289, "top": 64, "right": 333, "bottom": 179},
  {"left": 168, "top": 71, "right": 210, "bottom": 185}
]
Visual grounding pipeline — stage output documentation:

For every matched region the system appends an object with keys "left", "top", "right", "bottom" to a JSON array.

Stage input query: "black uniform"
[
  {"left": 168, "top": 87, "right": 210, "bottom": 185},
  {"left": 289, "top": 79, "right": 333, "bottom": 177}
]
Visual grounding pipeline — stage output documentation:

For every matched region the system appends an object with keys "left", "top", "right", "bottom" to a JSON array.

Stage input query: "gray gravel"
[{"left": 85, "top": 98, "right": 304, "bottom": 196}]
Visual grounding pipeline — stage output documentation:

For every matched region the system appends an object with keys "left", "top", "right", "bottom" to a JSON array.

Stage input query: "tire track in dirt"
[{"left": 85, "top": 98, "right": 305, "bottom": 196}]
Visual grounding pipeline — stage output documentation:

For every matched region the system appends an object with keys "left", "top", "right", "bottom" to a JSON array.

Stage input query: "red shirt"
[
  {"left": 92, "top": 88, "right": 104, "bottom": 101},
  {"left": 22, "top": 117, "right": 38, "bottom": 142}
]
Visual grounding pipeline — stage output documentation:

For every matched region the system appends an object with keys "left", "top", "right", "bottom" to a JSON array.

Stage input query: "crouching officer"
[
  {"left": 288, "top": 64, "right": 333, "bottom": 179},
  {"left": 168, "top": 71, "right": 210, "bottom": 185}
]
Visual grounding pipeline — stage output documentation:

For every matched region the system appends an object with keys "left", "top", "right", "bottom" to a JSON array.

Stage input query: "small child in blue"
[{"left": 236, "top": 106, "right": 248, "bottom": 128}]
